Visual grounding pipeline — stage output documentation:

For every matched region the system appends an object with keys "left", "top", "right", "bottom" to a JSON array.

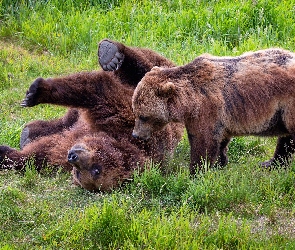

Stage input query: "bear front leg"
[
  {"left": 261, "top": 135, "right": 295, "bottom": 168},
  {"left": 187, "top": 132, "right": 220, "bottom": 175},
  {"left": 21, "top": 77, "right": 49, "bottom": 107},
  {"left": 218, "top": 138, "right": 231, "bottom": 167},
  {"left": 21, "top": 72, "right": 101, "bottom": 108}
]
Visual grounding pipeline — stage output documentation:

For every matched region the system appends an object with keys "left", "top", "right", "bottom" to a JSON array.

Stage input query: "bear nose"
[
  {"left": 68, "top": 150, "right": 79, "bottom": 163},
  {"left": 132, "top": 132, "right": 139, "bottom": 139}
]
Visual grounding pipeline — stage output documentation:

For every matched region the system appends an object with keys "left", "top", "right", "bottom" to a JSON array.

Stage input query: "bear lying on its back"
[
  {"left": 132, "top": 48, "right": 295, "bottom": 175},
  {"left": 0, "top": 39, "right": 184, "bottom": 191}
]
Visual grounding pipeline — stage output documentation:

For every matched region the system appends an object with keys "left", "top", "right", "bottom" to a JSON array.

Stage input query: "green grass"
[{"left": 1, "top": 0, "right": 295, "bottom": 248}]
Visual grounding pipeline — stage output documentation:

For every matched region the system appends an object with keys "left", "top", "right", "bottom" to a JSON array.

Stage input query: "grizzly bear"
[
  {"left": 0, "top": 39, "right": 184, "bottom": 191},
  {"left": 132, "top": 48, "right": 295, "bottom": 175}
]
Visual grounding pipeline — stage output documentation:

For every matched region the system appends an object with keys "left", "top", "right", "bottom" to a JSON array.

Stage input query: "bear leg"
[
  {"left": 20, "top": 126, "right": 31, "bottom": 150},
  {"left": 261, "top": 135, "right": 295, "bottom": 168},
  {"left": 20, "top": 77, "right": 46, "bottom": 107},
  {"left": 0, "top": 146, "right": 26, "bottom": 170},
  {"left": 188, "top": 132, "right": 220, "bottom": 175},
  {"left": 20, "top": 109, "right": 79, "bottom": 149},
  {"left": 218, "top": 138, "right": 230, "bottom": 167},
  {"left": 98, "top": 39, "right": 175, "bottom": 87}
]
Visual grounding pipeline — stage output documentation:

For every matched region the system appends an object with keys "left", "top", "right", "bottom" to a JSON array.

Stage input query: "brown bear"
[
  {"left": 132, "top": 48, "right": 295, "bottom": 175},
  {"left": 0, "top": 39, "right": 184, "bottom": 191}
]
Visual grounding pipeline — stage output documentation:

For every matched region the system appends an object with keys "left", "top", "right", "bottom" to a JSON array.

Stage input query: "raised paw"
[
  {"left": 98, "top": 39, "right": 125, "bottom": 71},
  {"left": 20, "top": 77, "right": 44, "bottom": 107}
]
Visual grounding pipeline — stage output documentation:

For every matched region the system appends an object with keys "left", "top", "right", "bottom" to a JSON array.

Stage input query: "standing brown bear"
[
  {"left": 132, "top": 48, "right": 295, "bottom": 175},
  {"left": 0, "top": 39, "right": 184, "bottom": 191}
]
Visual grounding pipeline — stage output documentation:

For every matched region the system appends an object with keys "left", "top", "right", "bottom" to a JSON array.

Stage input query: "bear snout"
[
  {"left": 132, "top": 132, "right": 139, "bottom": 139},
  {"left": 68, "top": 150, "right": 79, "bottom": 163},
  {"left": 132, "top": 131, "right": 150, "bottom": 141}
]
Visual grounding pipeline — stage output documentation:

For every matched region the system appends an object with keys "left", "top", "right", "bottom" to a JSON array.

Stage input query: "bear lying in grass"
[
  {"left": 0, "top": 39, "right": 184, "bottom": 191},
  {"left": 132, "top": 48, "right": 295, "bottom": 175}
]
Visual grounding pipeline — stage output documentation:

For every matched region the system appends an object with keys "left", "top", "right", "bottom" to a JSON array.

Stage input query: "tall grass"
[
  {"left": 1, "top": 0, "right": 295, "bottom": 62},
  {"left": 1, "top": 0, "right": 295, "bottom": 249}
]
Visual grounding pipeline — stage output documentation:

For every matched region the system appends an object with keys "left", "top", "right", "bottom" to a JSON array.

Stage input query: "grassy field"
[{"left": 1, "top": 0, "right": 295, "bottom": 249}]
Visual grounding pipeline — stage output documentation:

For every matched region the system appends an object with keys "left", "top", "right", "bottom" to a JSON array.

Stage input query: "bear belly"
[{"left": 252, "top": 109, "right": 289, "bottom": 136}]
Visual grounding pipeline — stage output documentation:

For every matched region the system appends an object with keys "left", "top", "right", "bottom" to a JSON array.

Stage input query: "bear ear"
[
  {"left": 157, "top": 82, "right": 176, "bottom": 97},
  {"left": 151, "top": 66, "right": 161, "bottom": 72}
]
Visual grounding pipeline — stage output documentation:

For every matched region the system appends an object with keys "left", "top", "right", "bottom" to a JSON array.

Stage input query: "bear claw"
[
  {"left": 20, "top": 78, "right": 42, "bottom": 107},
  {"left": 98, "top": 40, "right": 125, "bottom": 71}
]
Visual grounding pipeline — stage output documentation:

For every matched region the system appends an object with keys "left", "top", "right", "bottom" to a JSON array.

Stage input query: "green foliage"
[
  {"left": 1, "top": 0, "right": 295, "bottom": 63},
  {"left": 228, "top": 137, "right": 267, "bottom": 164},
  {"left": 21, "top": 158, "right": 40, "bottom": 188},
  {"left": 0, "top": 186, "right": 26, "bottom": 223},
  {"left": 1, "top": 0, "right": 295, "bottom": 248},
  {"left": 39, "top": 200, "right": 254, "bottom": 249}
]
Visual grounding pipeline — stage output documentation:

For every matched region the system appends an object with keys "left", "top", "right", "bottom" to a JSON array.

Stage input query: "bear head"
[
  {"left": 67, "top": 133, "right": 142, "bottom": 192},
  {"left": 132, "top": 66, "right": 176, "bottom": 140}
]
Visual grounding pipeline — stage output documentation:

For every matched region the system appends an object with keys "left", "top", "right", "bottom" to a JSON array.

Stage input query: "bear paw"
[
  {"left": 20, "top": 126, "right": 32, "bottom": 150},
  {"left": 0, "top": 146, "right": 13, "bottom": 169},
  {"left": 260, "top": 159, "right": 273, "bottom": 168},
  {"left": 98, "top": 40, "right": 125, "bottom": 71},
  {"left": 20, "top": 78, "right": 43, "bottom": 107},
  {"left": 260, "top": 158, "right": 280, "bottom": 170}
]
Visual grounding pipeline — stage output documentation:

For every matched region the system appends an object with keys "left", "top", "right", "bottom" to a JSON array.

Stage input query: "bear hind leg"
[
  {"left": 20, "top": 109, "right": 79, "bottom": 149},
  {"left": 20, "top": 126, "right": 31, "bottom": 150},
  {"left": 98, "top": 39, "right": 125, "bottom": 71},
  {"left": 261, "top": 135, "right": 295, "bottom": 168}
]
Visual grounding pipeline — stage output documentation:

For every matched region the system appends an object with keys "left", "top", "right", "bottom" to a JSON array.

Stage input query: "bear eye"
[
  {"left": 92, "top": 168, "right": 100, "bottom": 176},
  {"left": 91, "top": 164, "right": 102, "bottom": 179},
  {"left": 139, "top": 115, "right": 149, "bottom": 122}
]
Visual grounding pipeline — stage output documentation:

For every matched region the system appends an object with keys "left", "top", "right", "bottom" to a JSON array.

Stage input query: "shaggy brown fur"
[
  {"left": 132, "top": 48, "right": 295, "bottom": 175},
  {"left": 0, "top": 39, "right": 184, "bottom": 191}
]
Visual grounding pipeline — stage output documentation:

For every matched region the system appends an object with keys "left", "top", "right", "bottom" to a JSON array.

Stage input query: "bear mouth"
[
  {"left": 75, "top": 168, "right": 81, "bottom": 181},
  {"left": 132, "top": 131, "right": 150, "bottom": 141}
]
